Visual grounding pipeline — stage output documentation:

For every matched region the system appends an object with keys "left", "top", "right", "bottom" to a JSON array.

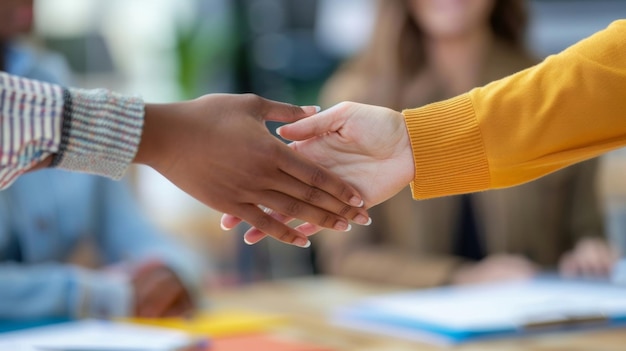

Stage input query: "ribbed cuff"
[
  {"left": 51, "top": 87, "right": 144, "bottom": 179},
  {"left": 402, "top": 94, "right": 491, "bottom": 199}
]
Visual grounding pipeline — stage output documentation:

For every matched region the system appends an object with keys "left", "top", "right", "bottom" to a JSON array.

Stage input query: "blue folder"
[{"left": 332, "top": 278, "right": 626, "bottom": 345}]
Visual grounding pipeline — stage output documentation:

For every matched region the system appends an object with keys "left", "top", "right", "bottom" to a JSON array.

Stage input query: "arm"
[
  {"left": 0, "top": 263, "right": 133, "bottom": 320},
  {"left": 404, "top": 20, "right": 626, "bottom": 198},
  {"left": 0, "top": 72, "right": 369, "bottom": 247}
]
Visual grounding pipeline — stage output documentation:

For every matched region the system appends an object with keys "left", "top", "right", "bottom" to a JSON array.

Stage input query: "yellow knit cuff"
[{"left": 403, "top": 94, "right": 491, "bottom": 199}]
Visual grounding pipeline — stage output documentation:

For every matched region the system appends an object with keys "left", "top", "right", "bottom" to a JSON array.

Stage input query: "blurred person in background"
[
  {"left": 316, "top": 0, "right": 616, "bottom": 287},
  {"left": 0, "top": 0, "right": 203, "bottom": 320}
]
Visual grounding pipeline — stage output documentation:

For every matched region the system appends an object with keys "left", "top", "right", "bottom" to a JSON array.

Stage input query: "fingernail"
[
  {"left": 244, "top": 237, "right": 254, "bottom": 245},
  {"left": 295, "top": 237, "right": 311, "bottom": 248},
  {"left": 354, "top": 214, "right": 371, "bottom": 226},
  {"left": 220, "top": 223, "right": 231, "bottom": 231},
  {"left": 301, "top": 105, "right": 321, "bottom": 114},
  {"left": 276, "top": 126, "right": 283, "bottom": 136},
  {"left": 334, "top": 220, "right": 350, "bottom": 231},
  {"left": 350, "top": 196, "right": 364, "bottom": 207}
]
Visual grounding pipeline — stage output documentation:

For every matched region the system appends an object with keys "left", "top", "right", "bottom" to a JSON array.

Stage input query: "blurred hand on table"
[
  {"left": 132, "top": 260, "right": 195, "bottom": 318},
  {"left": 559, "top": 238, "right": 618, "bottom": 278}
]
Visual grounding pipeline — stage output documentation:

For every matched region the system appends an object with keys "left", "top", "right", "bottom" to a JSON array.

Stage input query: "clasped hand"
[{"left": 221, "top": 102, "right": 416, "bottom": 244}]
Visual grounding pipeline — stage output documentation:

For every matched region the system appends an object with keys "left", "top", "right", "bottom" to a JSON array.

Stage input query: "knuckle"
[
  {"left": 304, "top": 186, "right": 322, "bottom": 203},
  {"left": 242, "top": 93, "right": 261, "bottom": 102},
  {"left": 287, "top": 103, "right": 303, "bottom": 118},
  {"left": 254, "top": 213, "right": 271, "bottom": 230},
  {"left": 338, "top": 204, "right": 352, "bottom": 217},
  {"left": 285, "top": 200, "right": 303, "bottom": 216},
  {"left": 278, "top": 228, "right": 292, "bottom": 242},
  {"left": 318, "top": 214, "right": 332, "bottom": 227},
  {"left": 338, "top": 185, "right": 349, "bottom": 200},
  {"left": 310, "top": 168, "right": 327, "bottom": 187},
  {"left": 242, "top": 93, "right": 265, "bottom": 110}
]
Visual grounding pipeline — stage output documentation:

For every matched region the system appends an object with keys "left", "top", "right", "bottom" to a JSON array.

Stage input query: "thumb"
[{"left": 277, "top": 106, "right": 346, "bottom": 141}]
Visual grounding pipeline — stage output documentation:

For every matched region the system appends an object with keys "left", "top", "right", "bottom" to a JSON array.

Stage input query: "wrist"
[
  {"left": 27, "top": 155, "right": 54, "bottom": 172},
  {"left": 134, "top": 103, "right": 178, "bottom": 170},
  {"left": 397, "top": 111, "right": 416, "bottom": 186}
]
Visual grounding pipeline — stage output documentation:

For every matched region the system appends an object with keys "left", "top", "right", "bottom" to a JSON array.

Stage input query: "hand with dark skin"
[
  {"left": 132, "top": 261, "right": 194, "bottom": 318},
  {"left": 32, "top": 94, "right": 370, "bottom": 248}
]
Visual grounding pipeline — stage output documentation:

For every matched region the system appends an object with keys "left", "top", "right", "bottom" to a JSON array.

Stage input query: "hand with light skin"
[
  {"left": 559, "top": 237, "right": 619, "bottom": 278},
  {"left": 220, "top": 102, "right": 415, "bottom": 244},
  {"left": 450, "top": 254, "right": 539, "bottom": 285},
  {"left": 132, "top": 260, "right": 194, "bottom": 318},
  {"left": 129, "top": 95, "right": 370, "bottom": 248}
]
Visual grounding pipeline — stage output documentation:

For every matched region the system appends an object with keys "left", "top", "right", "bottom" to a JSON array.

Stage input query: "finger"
[
  {"left": 242, "top": 209, "right": 293, "bottom": 245},
  {"left": 243, "top": 228, "right": 267, "bottom": 245},
  {"left": 235, "top": 204, "right": 311, "bottom": 248},
  {"left": 259, "top": 190, "right": 351, "bottom": 232},
  {"left": 242, "top": 211, "right": 323, "bottom": 244},
  {"left": 243, "top": 223, "right": 323, "bottom": 245},
  {"left": 276, "top": 145, "right": 366, "bottom": 209},
  {"left": 257, "top": 96, "right": 320, "bottom": 123},
  {"left": 294, "top": 222, "right": 324, "bottom": 236},
  {"left": 220, "top": 213, "right": 242, "bottom": 231},
  {"left": 582, "top": 249, "right": 610, "bottom": 277}
]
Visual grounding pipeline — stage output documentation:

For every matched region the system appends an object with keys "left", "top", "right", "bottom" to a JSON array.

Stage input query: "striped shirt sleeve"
[{"left": 0, "top": 72, "right": 144, "bottom": 189}]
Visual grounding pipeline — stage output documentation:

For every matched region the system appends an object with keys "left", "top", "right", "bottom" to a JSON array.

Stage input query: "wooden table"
[{"left": 208, "top": 276, "right": 626, "bottom": 351}]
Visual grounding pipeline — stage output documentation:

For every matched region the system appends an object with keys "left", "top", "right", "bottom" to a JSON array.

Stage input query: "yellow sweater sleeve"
[{"left": 403, "top": 20, "right": 626, "bottom": 199}]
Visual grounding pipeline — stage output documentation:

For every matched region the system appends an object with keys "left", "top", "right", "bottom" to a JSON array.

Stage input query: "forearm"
[{"left": 404, "top": 20, "right": 626, "bottom": 199}]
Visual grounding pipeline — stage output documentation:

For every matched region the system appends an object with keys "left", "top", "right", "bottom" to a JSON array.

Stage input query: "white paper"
[{"left": 0, "top": 319, "right": 196, "bottom": 351}]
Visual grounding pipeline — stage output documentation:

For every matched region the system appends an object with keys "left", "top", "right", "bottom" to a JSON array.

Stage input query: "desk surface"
[{"left": 208, "top": 276, "right": 626, "bottom": 351}]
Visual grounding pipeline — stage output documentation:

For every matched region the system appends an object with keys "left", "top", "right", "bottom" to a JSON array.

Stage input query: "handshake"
[
  {"left": 11, "top": 21, "right": 625, "bottom": 248},
  {"left": 135, "top": 95, "right": 416, "bottom": 248},
  {"left": 137, "top": 44, "right": 625, "bottom": 248}
]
